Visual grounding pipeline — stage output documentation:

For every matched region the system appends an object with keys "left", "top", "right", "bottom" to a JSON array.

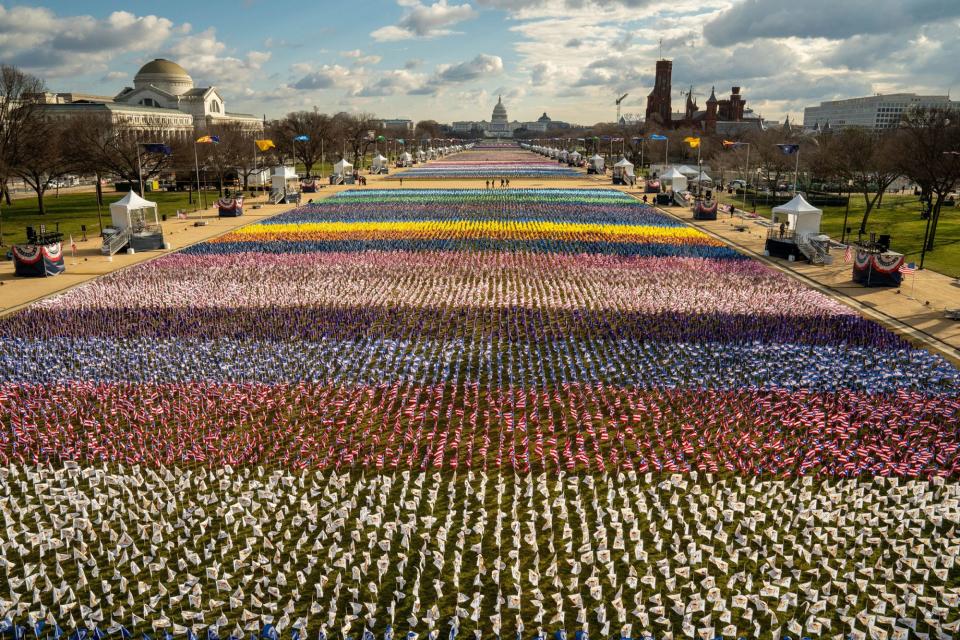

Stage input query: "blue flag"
[
  {"left": 143, "top": 143, "right": 172, "bottom": 156},
  {"left": 164, "top": 632, "right": 173, "bottom": 640},
  {"left": 574, "top": 632, "right": 588, "bottom": 640},
  {"left": 142, "top": 634, "right": 153, "bottom": 640},
  {"left": 555, "top": 632, "right": 566, "bottom": 640},
  {"left": 0, "top": 619, "right": 12, "bottom": 634},
  {"left": 120, "top": 628, "right": 132, "bottom": 640},
  {"left": 294, "top": 135, "right": 310, "bottom": 142},
  {"left": 777, "top": 144, "right": 800, "bottom": 155},
  {"left": 187, "top": 629, "right": 197, "bottom": 640},
  {"left": 292, "top": 631, "right": 301, "bottom": 640},
  {"left": 34, "top": 622, "right": 46, "bottom": 638},
  {"left": 207, "top": 629, "right": 219, "bottom": 640},
  {"left": 54, "top": 626, "right": 64, "bottom": 640},
  {"left": 384, "top": 627, "right": 393, "bottom": 640},
  {"left": 448, "top": 627, "right": 456, "bottom": 640},
  {"left": 318, "top": 631, "right": 327, "bottom": 640},
  {"left": 649, "top": 134, "right": 668, "bottom": 141}
]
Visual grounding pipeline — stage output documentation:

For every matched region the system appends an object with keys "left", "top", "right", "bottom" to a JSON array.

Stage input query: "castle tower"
[
  {"left": 684, "top": 85, "right": 698, "bottom": 125},
  {"left": 645, "top": 59, "right": 672, "bottom": 125},
  {"left": 729, "top": 86, "right": 745, "bottom": 121},
  {"left": 705, "top": 86, "right": 718, "bottom": 133}
]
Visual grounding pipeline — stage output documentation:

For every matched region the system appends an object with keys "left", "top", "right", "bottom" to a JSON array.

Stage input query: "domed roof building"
[
  {"left": 487, "top": 96, "right": 513, "bottom": 138},
  {"left": 492, "top": 96, "right": 508, "bottom": 123},
  {"left": 80, "top": 57, "right": 265, "bottom": 135},
  {"left": 36, "top": 56, "right": 262, "bottom": 144},
  {"left": 132, "top": 59, "right": 195, "bottom": 96}
]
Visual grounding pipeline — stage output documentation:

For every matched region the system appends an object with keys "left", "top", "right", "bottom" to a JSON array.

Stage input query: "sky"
[{"left": 1, "top": 0, "right": 959, "bottom": 126}]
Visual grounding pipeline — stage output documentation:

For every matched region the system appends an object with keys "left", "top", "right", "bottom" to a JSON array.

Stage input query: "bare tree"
[
  {"left": 898, "top": 107, "right": 960, "bottom": 251},
  {"left": 11, "top": 117, "right": 74, "bottom": 215},
  {"left": 821, "top": 127, "right": 902, "bottom": 234},
  {"left": 335, "top": 112, "right": 379, "bottom": 169},
  {"left": 0, "top": 65, "right": 45, "bottom": 207},
  {"left": 414, "top": 119, "right": 441, "bottom": 142},
  {"left": 276, "top": 110, "right": 333, "bottom": 177},
  {"left": 65, "top": 114, "right": 175, "bottom": 194}
]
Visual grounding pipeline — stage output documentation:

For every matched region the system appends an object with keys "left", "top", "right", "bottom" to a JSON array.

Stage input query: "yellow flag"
[
  {"left": 255, "top": 139, "right": 276, "bottom": 152},
  {"left": 684, "top": 136, "right": 701, "bottom": 148}
]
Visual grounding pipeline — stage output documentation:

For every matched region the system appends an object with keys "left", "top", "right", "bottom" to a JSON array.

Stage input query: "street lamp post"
[{"left": 841, "top": 179, "right": 853, "bottom": 244}]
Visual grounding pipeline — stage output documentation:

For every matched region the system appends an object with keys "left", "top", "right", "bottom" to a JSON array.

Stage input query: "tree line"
[
  {"left": 0, "top": 65, "right": 445, "bottom": 217},
  {"left": 539, "top": 110, "right": 960, "bottom": 252}
]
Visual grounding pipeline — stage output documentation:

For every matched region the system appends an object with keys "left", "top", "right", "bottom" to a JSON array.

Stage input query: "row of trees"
[
  {"left": 1, "top": 64, "right": 446, "bottom": 217},
  {"left": 539, "top": 109, "right": 959, "bottom": 252}
]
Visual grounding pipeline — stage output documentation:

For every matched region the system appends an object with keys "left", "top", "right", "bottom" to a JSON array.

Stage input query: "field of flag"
[
  {"left": 0, "top": 186, "right": 959, "bottom": 639},
  {"left": 391, "top": 145, "right": 580, "bottom": 180}
]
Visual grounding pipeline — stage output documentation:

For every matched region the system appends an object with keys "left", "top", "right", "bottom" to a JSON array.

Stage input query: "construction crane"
[{"left": 616, "top": 93, "right": 629, "bottom": 124}]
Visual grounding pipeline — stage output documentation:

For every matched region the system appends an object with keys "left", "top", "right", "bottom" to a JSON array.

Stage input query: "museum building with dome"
[{"left": 34, "top": 58, "right": 262, "bottom": 139}]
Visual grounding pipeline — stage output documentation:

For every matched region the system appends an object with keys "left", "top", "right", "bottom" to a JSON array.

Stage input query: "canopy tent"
[
  {"left": 612, "top": 158, "right": 635, "bottom": 185},
  {"left": 399, "top": 152, "right": 413, "bottom": 166},
  {"left": 107, "top": 191, "right": 165, "bottom": 252},
  {"left": 333, "top": 159, "right": 353, "bottom": 176},
  {"left": 677, "top": 165, "right": 700, "bottom": 177},
  {"left": 771, "top": 194, "right": 823, "bottom": 235},
  {"left": 588, "top": 154, "right": 605, "bottom": 173},
  {"left": 109, "top": 191, "right": 158, "bottom": 231},
  {"left": 568, "top": 151, "right": 582, "bottom": 163},
  {"left": 371, "top": 154, "right": 389, "bottom": 174},
  {"left": 660, "top": 167, "right": 688, "bottom": 192},
  {"left": 690, "top": 171, "right": 713, "bottom": 184}
]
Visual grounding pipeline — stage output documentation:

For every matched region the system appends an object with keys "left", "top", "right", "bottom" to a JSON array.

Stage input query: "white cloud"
[
  {"left": 0, "top": 5, "right": 175, "bottom": 78},
  {"left": 291, "top": 64, "right": 360, "bottom": 93},
  {"left": 705, "top": 0, "right": 960, "bottom": 47},
  {"left": 371, "top": 0, "right": 476, "bottom": 41},
  {"left": 435, "top": 53, "right": 503, "bottom": 82},
  {"left": 165, "top": 27, "right": 271, "bottom": 86},
  {"left": 341, "top": 49, "right": 382, "bottom": 65}
]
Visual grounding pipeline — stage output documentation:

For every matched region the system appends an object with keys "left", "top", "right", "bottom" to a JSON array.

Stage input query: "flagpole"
[
  {"left": 193, "top": 141, "right": 202, "bottom": 214},
  {"left": 697, "top": 143, "right": 702, "bottom": 199},
  {"left": 794, "top": 148, "right": 801, "bottom": 196},
  {"left": 136, "top": 143, "right": 144, "bottom": 196},
  {"left": 742, "top": 143, "right": 751, "bottom": 213}
]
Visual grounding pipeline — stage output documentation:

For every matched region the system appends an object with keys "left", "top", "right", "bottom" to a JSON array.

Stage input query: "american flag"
[
  {"left": 844, "top": 245, "right": 853, "bottom": 264},
  {"left": 898, "top": 261, "right": 917, "bottom": 274}
]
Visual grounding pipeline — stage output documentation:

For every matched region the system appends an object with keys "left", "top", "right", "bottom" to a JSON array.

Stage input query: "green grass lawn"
[
  {"left": 0, "top": 189, "right": 223, "bottom": 246},
  {"left": 718, "top": 191, "right": 960, "bottom": 278}
]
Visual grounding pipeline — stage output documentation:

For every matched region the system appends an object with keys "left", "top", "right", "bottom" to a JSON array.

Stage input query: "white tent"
[
  {"left": 690, "top": 171, "right": 713, "bottom": 184},
  {"left": 589, "top": 154, "right": 605, "bottom": 172},
  {"left": 333, "top": 159, "right": 353, "bottom": 176},
  {"left": 771, "top": 194, "right": 823, "bottom": 235},
  {"left": 400, "top": 152, "right": 413, "bottom": 166},
  {"left": 371, "top": 154, "right": 388, "bottom": 172},
  {"left": 660, "top": 167, "right": 688, "bottom": 192},
  {"left": 110, "top": 191, "right": 158, "bottom": 231},
  {"left": 677, "top": 165, "right": 700, "bottom": 177},
  {"left": 612, "top": 157, "right": 635, "bottom": 184},
  {"left": 569, "top": 151, "right": 582, "bottom": 164}
]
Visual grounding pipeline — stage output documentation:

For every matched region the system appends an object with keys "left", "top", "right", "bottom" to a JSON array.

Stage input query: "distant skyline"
[{"left": 2, "top": 0, "right": 958, "bottom": 125}]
